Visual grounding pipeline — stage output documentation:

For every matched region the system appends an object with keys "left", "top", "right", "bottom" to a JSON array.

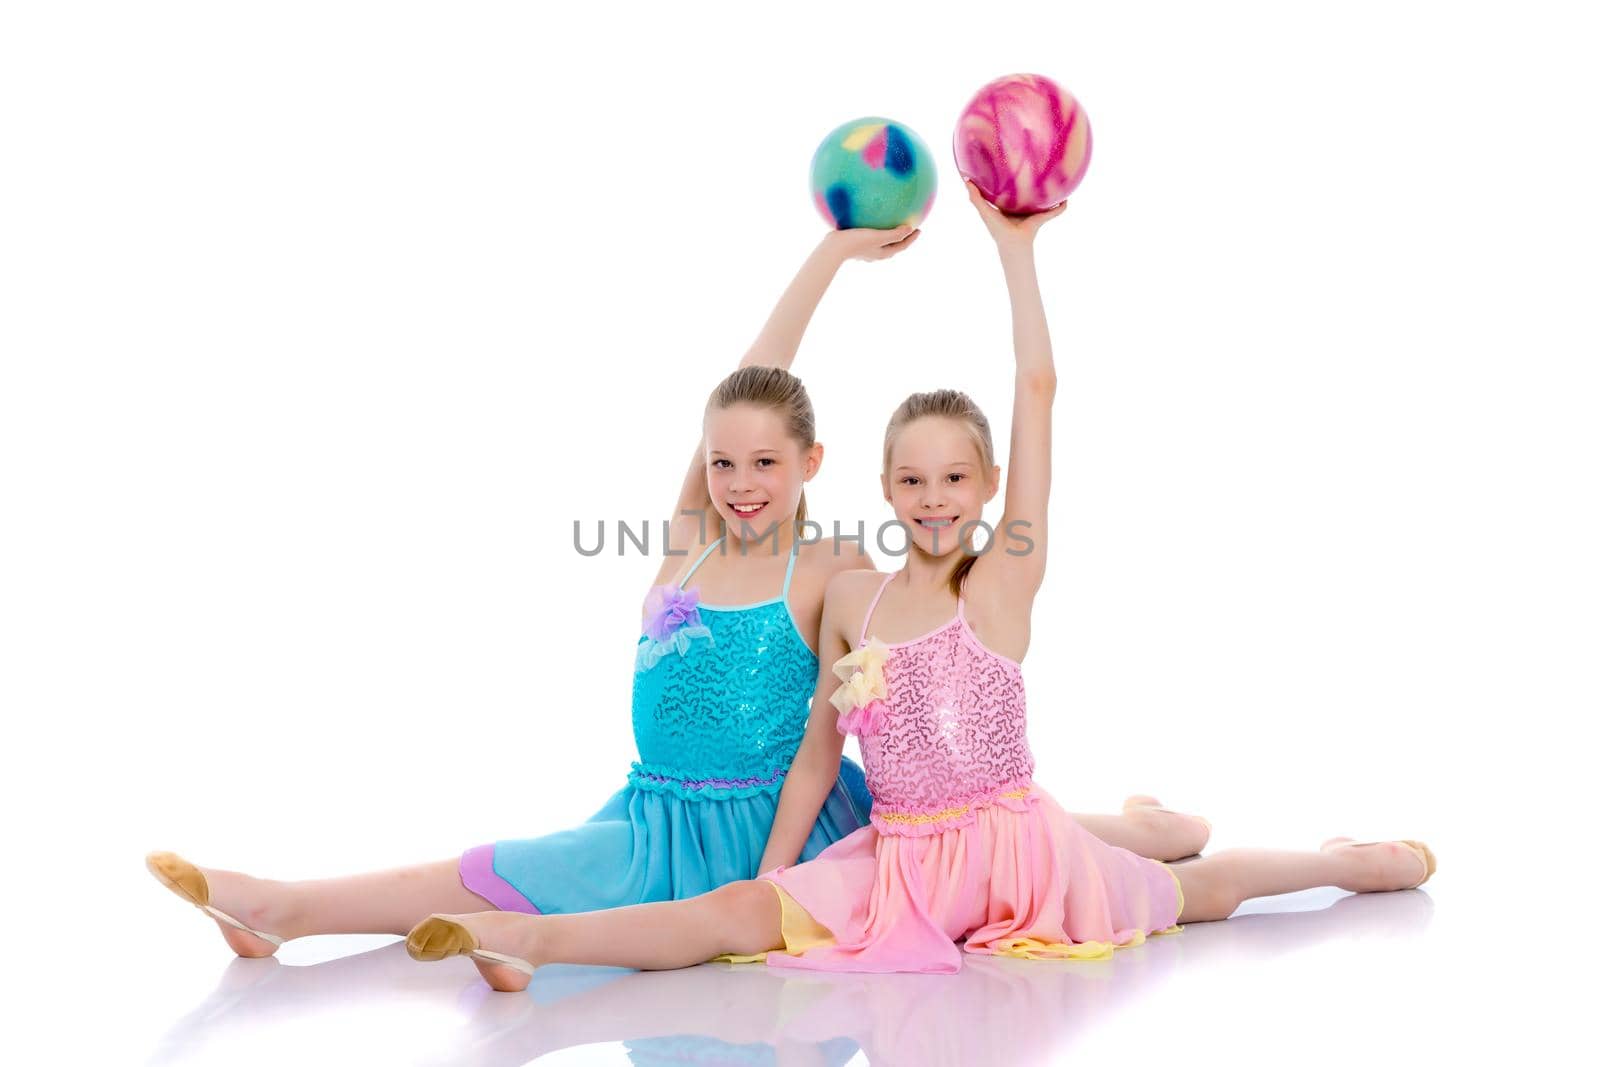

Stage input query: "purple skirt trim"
[
  {"left": 632, "top": 766, "right": 785, "bottom": 791},
  {"left": 460, "top": 843, "right": 541, "bottom": 914}
]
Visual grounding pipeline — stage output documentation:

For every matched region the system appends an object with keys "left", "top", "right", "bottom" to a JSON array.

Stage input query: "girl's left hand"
[{"left": 965, "top": 180, "right": 1068, "bottom": 246}]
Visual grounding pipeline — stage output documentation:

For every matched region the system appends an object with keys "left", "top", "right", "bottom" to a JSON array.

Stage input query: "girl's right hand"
[
  {"left": 823, "top": 225, "right": 921, "bottom": 262},
  {"left": 965, "top": 180, "right": 1067, "bottom": 249}
]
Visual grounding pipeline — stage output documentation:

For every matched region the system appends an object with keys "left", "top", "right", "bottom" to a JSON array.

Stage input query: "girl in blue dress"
[{"left": 147, "top": 225, "right": 1209, "bottom": 956}]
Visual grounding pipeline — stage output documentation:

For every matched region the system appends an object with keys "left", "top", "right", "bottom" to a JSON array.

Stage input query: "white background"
[{"left": 2, "top": 1, "right": 1595, "bottom": 1063}]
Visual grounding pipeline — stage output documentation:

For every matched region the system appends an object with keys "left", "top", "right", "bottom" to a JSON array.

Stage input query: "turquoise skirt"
[{"left": 461, "top": 757, "right": 872, "bottom": 914}]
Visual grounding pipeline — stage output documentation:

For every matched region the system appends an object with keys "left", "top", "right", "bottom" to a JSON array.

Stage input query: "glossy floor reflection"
[{"left": 145, "top": 886, "right": 1436, "bottom": 1066}]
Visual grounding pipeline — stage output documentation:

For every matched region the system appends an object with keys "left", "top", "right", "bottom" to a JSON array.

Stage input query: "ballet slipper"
[
  {"left": 145, "top": 851, "right": 285, "bottom": 956},
  {"left": 406, "top": 915, "right": 536, "bottom": 993},
  {"left": 1321, "top": 837, "right": 1437, "bottom": 890}
]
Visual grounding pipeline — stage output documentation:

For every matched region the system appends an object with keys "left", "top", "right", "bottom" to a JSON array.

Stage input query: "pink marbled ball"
[{"left": 953, "top": 73, "right": 1093, "bottom": 215}]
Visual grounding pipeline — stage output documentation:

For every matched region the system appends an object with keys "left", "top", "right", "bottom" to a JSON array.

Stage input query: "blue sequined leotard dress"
[{"left": 460, "top": 538, "right": 873, "bottom": 913}]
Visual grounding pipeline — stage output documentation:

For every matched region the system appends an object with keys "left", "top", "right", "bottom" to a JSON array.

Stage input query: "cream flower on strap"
[
  {"left": 831, "top": 636, "right": 888, "bottom": 684},
  {"left": 828, "top": 637, "right": 889, "bottom": 736},
  {"left": 828, "top": 670, "right": 879, "bottom": 715}
]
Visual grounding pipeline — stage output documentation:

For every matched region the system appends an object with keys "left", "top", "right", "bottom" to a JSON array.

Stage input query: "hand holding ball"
[{"left": 954, "top": 74, "right": 1092, "bottom": 215}]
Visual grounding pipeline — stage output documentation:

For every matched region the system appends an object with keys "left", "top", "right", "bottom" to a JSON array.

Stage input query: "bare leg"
[
  {"left": 171, "top": 791, "right": 1205, "bottom": 958},
  {"left": 410, "top": 838, "right": 1432, "bottom": 991},
  {"left": 179, "top": 858, "right": 498, "bottom": 955},
  {"left": 409, "top": 880, "right": 784, "bottom": 992},
  {"left": 1067, "top": 795, "right": 1211, "bottom": 861},
  {"left": 1173, "top": 839, "right": 1433, "bottom": 923}
]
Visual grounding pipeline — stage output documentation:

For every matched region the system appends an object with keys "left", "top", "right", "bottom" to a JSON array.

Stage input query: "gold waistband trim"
[{"left": 874, "top": 786, "right": 1032, "bottom": 825}]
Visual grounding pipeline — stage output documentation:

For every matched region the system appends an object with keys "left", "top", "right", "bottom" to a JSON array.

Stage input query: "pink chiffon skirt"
[{"left": 760, "top": 783, "right": 1183, "bottom": 974}]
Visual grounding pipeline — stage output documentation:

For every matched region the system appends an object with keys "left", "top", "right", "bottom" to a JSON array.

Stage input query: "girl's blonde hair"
[
  {"left": 706, "top": 365, "right": 817, "bottom": 525},
  {"left": 882, "top": 389, "right": 996, "bottom": 597}
]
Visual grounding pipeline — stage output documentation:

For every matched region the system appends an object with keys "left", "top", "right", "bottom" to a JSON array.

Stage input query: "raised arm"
[
  {"left": 653, "top": 228, "right": 921, "bottom": 587},
  {"left": 966, "top": 181, "right": 1068, "bottom": 597},
  {"left": 741, "top": 226, "right": 918, "bottom": 371}
]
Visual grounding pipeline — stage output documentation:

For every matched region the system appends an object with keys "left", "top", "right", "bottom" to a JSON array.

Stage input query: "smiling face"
[
  {"left": 704, "top": 403, "right": 822, "bottom": 536},
  {"left": 882, "top": 415, "right": 1000, "bottom": 557}
]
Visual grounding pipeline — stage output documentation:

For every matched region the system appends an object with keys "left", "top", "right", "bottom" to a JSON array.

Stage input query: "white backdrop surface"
[{"left": 2, "top": 2, "right": 1594, "bottom": 1063}]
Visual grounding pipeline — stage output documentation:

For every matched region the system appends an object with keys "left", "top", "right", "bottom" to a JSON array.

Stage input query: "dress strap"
[
  {"left": 780, "top": 540, "right": 800, "bottom": 599},
  {"left": 678, "top": 537, "right": 724, "bottom": 589},
  {"left": 858, "top": 571, "right": 897, "bottom": 646}
]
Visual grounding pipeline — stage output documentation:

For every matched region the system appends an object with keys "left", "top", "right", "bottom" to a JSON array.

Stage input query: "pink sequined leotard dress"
[{"left": 760, "top": 572, "right": 1184, "bottom": 974}]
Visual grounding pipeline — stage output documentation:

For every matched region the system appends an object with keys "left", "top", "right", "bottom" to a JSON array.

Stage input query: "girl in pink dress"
[{"left": 402, "top": 181, "right": 1436, "bottom": 990}]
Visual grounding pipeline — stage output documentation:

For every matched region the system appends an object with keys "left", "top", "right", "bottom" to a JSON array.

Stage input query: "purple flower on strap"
[
  {"left": 636, "top": 584, "right": 714, "bottom": 671},
  {"left": 644, "top": 584, "right": 706, "bottom": 642}
]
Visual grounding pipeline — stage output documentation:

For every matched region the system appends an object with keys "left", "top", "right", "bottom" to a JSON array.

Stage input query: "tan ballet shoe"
[
  {"left": 145, "top": 851, "right": 285, "bottom": 953},
  {"left": 1321, "top": 837, "right": 1437, "bottom": 890},
  {"left": 406, "top": 915, "right": 537, "bottom": 980}
]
